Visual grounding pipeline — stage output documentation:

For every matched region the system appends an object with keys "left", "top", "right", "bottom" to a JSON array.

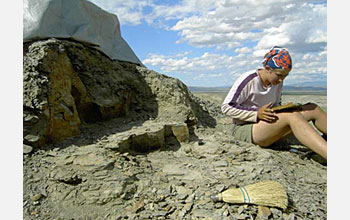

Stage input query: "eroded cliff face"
[{"left": 23, "top": 38, "right": 215, "bottom": 147}]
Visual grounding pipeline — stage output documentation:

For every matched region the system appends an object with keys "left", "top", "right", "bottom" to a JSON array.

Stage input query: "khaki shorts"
[{"left": 231, "top": 123, "right": 253, "bottom": 143}]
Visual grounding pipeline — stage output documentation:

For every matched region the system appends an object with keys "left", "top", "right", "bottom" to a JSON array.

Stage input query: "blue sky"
[{"left": 87, "top": 0, "right": 327, "bottom": 87}]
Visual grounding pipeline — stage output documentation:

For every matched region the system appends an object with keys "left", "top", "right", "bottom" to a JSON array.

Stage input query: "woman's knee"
[
  {"left": 252, "top": 136, "right": 272, "bottom": 147},
  {"left": 300, "top": 103, "right": 325, "bottom": 120},
  {"left": 252, "top": 124, "right": 284, "bottom": 147}
]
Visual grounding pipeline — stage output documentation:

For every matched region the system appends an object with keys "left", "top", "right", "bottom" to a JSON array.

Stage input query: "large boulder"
[
  {"left": 23, "top": 39, "right": 215, "bottom": 147},
  {"left": 23, "top": 0, "right": 142, "bottom": 65}
]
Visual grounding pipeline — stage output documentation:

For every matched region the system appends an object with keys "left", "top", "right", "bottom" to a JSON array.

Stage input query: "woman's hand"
[{"left": 257, "top": 102, "right": 278, "bottom": 123}]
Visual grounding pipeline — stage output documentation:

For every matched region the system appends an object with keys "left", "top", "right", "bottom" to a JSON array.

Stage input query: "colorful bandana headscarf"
[{"left": 262, "top": 46, "right": 292, "bottom": 71}]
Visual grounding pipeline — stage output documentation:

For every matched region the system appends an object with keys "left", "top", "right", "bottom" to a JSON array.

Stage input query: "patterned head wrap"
[{"left": 262, "top": 46, "right": 292, "bottom": 71}]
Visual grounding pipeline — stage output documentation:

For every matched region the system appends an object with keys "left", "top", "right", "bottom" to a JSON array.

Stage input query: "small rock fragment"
[
  {"left": 23, "top": 144, "right": 33, "bottom": 154},
  {"left": 31, "top": 194, "right": 43, "bottom": 202},
  {"left": 257, "top": 205, "right": 271, "bottom": 219}
]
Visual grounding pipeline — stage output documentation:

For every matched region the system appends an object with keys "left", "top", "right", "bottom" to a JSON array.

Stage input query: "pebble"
[
  {"left": 183, "top": 145, "right": 192, "bottom": 153},
  {"left": 257, "top": 206, "right": 271, "bottom": 219},
  {"left": 31, "top": 194, "right": 43, "bottom": 202},
  {"left": 283, "top": 213, "right": 296, "bottom": 220},
  {"left": 214, "top": 202, "right": 224, "bottom": 209},
  {"left": 153, "top": 211, "right": 167, "bottom": 217},
  {"left": 215, "top": 184, "right": 226, "bottom": 192},
  {"left": 160, "top": 175, "right": 169, "bottom": 183},
  {"left": 177, "top": 194, "right": 188, "bottom": 200},
  {"left": 270, "top": 208, "right": 282, "bottom": 217},
  {"left": 235, "top": 214, "right": 248, "bottom": 220},
  {"left": 24, "top": 134, "right": 40, "bottom": 143},
  {"left": 214, "top": 161, "right": 228, "bottom": 167},
  {"left": 183, "top": 202, "right": 193, "bottom": 212},
  {"left": 238, "top": 206, "right": 245, "bottom": 214},
  {"left": 23, "top": 144, "right": 33, "bottom": 154},
  {"left": 185, "top": 194, "right": 195, "bottom": 203}
]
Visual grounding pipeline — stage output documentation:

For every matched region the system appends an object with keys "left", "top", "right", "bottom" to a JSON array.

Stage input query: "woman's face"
[{"left": 268, "top": 69, "right": 290, "bottom": 85}]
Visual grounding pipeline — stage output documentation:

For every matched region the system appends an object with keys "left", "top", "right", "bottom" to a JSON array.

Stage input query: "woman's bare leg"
[
  {"left": 252, "top": 109, "right": 327, "bottom": 159},
  {"left": 299, "top": 103, "right": 327, "bottom": 134}
]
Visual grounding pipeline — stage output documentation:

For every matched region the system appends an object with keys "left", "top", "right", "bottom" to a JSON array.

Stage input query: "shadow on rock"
[
  {"left": 23, "top": 39, "right": 158, "bottom": 149},
  {"left": 23, "top": 38, "right": 219, "bottom": 154}
]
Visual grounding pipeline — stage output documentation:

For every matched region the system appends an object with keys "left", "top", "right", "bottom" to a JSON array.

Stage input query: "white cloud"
[
  {"left": 234, "top": 47, "right": 251, "bottom": 54},
  {"left": 87, "top": 0, "right": 327, "bottom": 86},
  {"left": 194, "top": 73, "right": 223, "bottom": 80},
  {"left": 143, "top": 44, "right": 327, "bottom": 86},
  {"left": 88, "top": 0, "right": 326, "bottom": 54},
  {"left": 171, "top": 1, "right": 326, "bottom": 54},
  {"left": 88, "top": 0, "right": 149, "bottom": 25},
  {"left": 143, "top": 50, "right": 258, "bottom": 84},
  {"left": 253, "top": 49, "right": 270, "bottom": 58}
]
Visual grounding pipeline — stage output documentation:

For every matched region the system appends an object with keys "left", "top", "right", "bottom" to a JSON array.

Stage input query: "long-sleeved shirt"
[{"left": 221, "top": 69, "right": 282, "bottom": 125}]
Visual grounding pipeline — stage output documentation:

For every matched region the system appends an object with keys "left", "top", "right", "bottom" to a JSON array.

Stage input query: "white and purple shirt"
[{"left": 222, "top": 69, "right": 282, "bottom": 125}]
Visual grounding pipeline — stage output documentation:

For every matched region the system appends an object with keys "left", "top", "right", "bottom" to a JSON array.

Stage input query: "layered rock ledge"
[{"left": 23, "top": 38, "right": 216, "bottom": 147}]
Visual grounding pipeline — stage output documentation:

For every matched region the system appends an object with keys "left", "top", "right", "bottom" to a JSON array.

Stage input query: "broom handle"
[
  {"left": 210, "top": 192, "right": 223, "bottom": 202},
  {"left": 211, "top": 186, "right": 251, "bottom": 203}
]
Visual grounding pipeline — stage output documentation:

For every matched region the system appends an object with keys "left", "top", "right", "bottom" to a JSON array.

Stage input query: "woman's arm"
[
  {"left": 221, "top": 79, "right": 259, "bottom": 123},
  {"left": 221, "top": 102, "right": 258, "bottom": 123}
]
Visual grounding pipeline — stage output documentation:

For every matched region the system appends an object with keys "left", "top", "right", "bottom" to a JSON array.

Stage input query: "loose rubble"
[{"left": 23, "top": 94, "right": 327, "bottom": 219}]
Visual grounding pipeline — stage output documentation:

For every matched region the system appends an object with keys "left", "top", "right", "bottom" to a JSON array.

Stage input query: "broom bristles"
[{"left": 219, "top": 181, "right": 288, "bottom": 210}]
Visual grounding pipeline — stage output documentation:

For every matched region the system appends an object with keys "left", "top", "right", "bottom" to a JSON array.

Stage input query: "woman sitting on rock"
[{"left": 221, "top": 46, "right": 327, "bottom": 159}]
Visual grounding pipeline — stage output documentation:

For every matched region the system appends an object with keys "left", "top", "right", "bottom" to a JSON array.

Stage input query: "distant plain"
[{"left": 192, "top": 90, "right": 327, "bottom": 112}]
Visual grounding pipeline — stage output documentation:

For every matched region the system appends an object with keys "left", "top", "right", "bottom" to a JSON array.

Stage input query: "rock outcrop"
[{"left": 23, "top": 38, "right": 216, "bottom": 147}]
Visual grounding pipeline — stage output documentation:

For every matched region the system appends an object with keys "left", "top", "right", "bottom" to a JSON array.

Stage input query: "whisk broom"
[{"left": 211, "top": 181, "right": 288, "bottom": 210}]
